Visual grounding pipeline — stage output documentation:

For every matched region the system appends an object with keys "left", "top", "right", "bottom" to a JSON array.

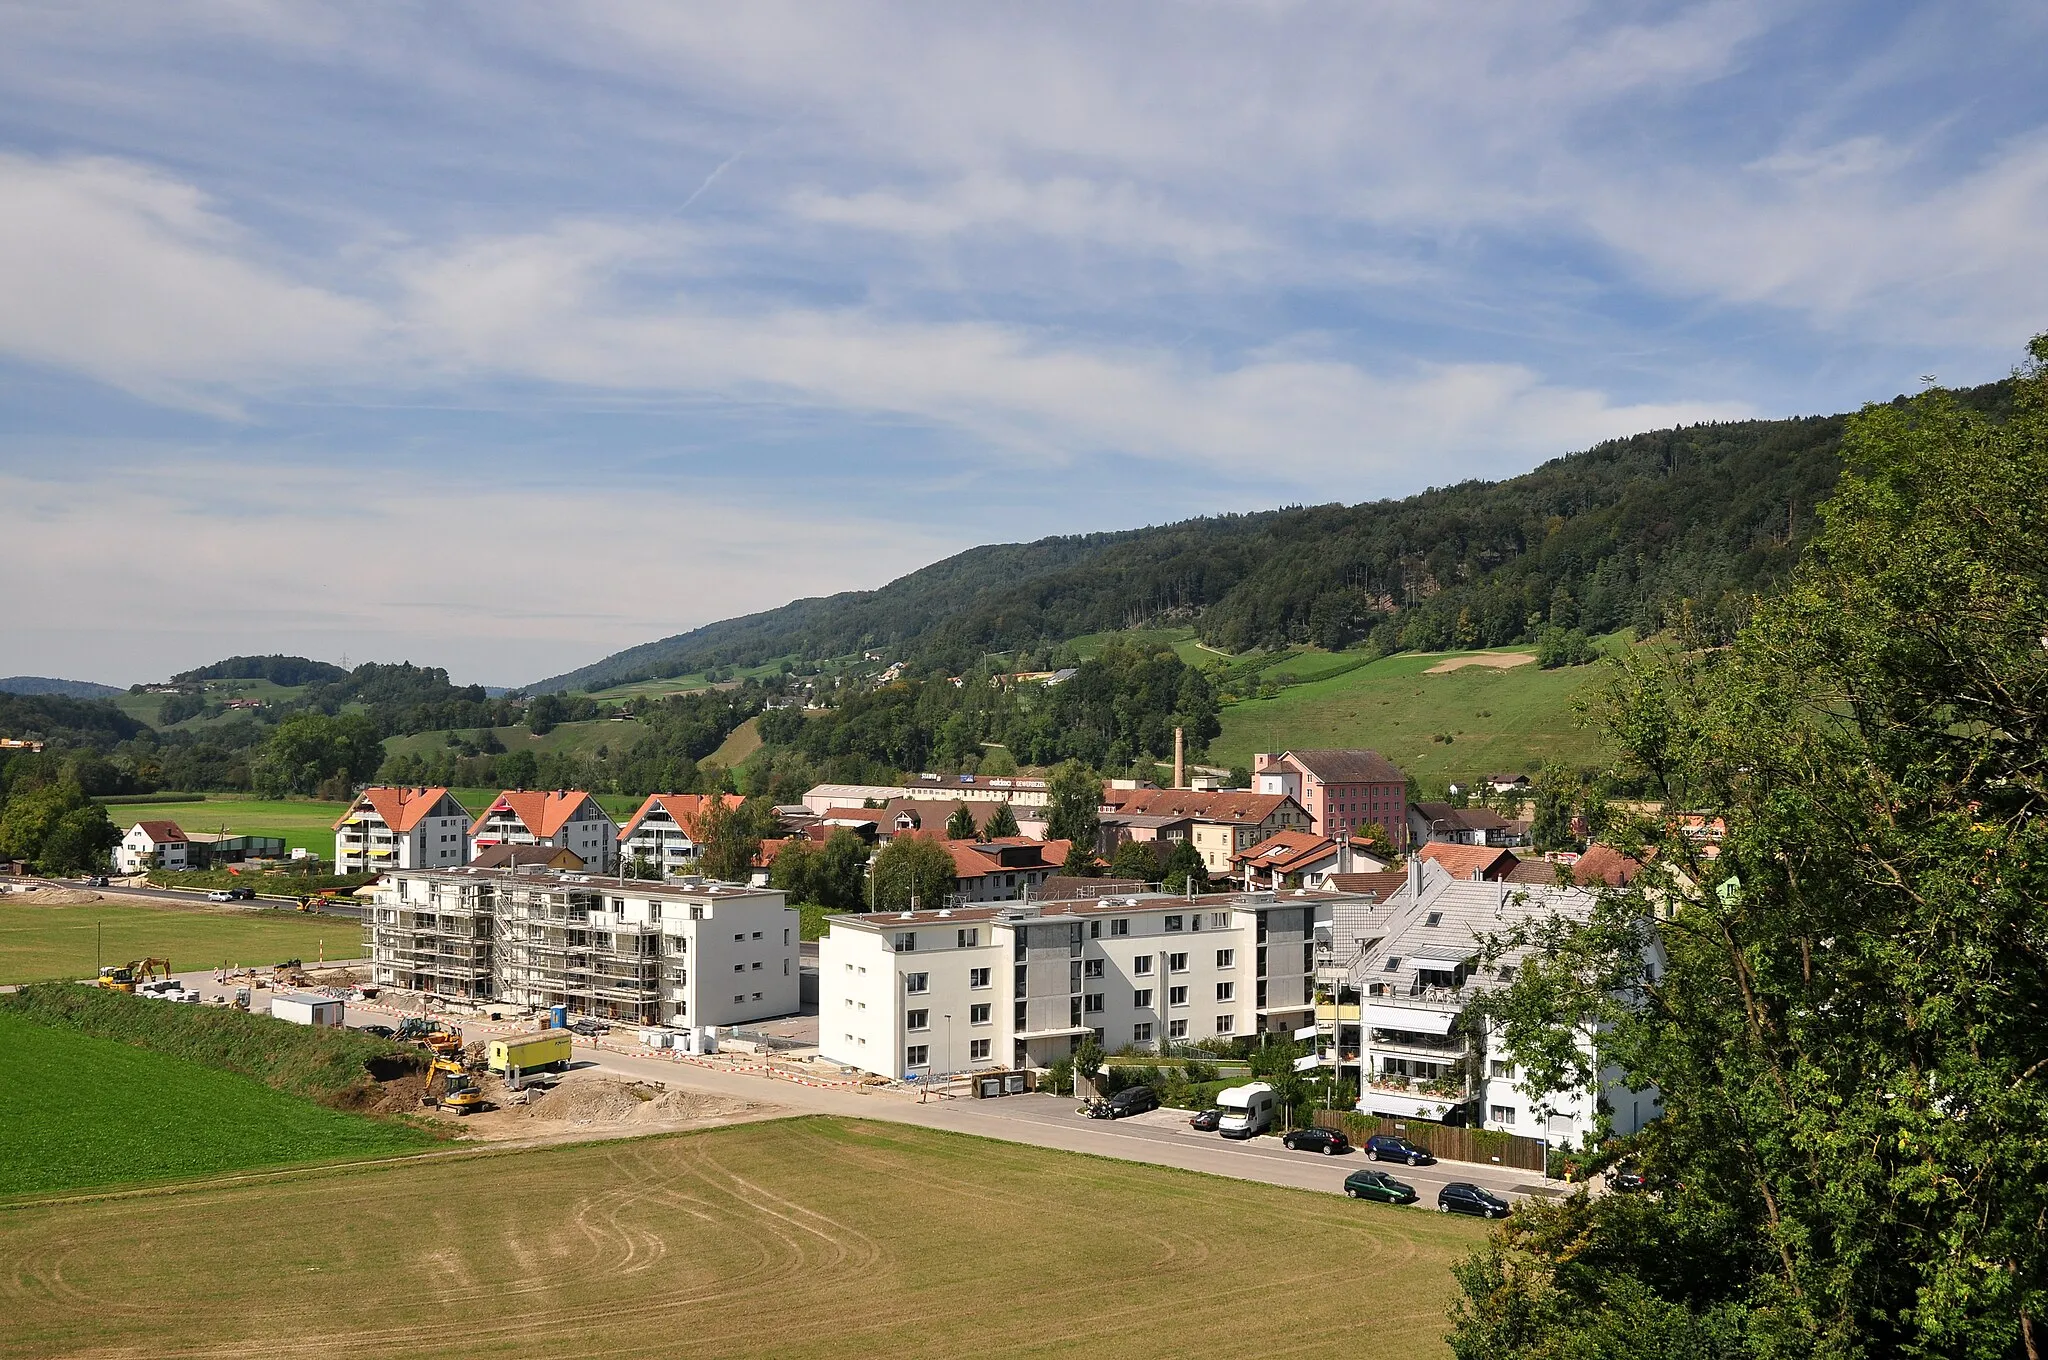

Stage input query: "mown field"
[
  {"left": 1212, "top": 647, "right": 1614, "bottom": 789},
  {"left": 0, "top": 897, "right": 362, "bottom": 984},
  {"left": 98, "top": 795, "right": 349, "bottom": 856},
  {"left": 0, "top": 1011, "right": 433, "bottom": 1197},
  {"left": 0, "top": 1117, "right": 1482, "bottom": 1358}
]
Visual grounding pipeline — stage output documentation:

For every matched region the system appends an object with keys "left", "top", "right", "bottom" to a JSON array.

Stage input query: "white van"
[{"left": 1216, "top": 1081, "right": 1276, "bottom": 1140}]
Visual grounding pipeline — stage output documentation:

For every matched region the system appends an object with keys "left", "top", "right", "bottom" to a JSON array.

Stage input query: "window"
[
  {"left": 752, "top": 961, "right": 763, "bottom": 970},
  {"left": 906, "top": 1045, "right": 930, "bottom": 1068},
  {"left": 1083, "top": 993, "right": 1104, "bottom": 1013},
  {"left": 1082, "top": 958, "right": 1104, "bottom": 979},
  {"left": 735, "top": 994, "right": 745, "bottom": 1004},
  {"left": 1133, "top": 988, "right": 1153, "bottom": 1008},
  {"left": 845, "top": 998, "right": 854, "bottom": 1008},
  {"left": 1210, "top": 912, "right": 1228, "bottom": 930},
  {"left": 1498, "top": 965, "right": 1516, "bottom": 982},
  {"left": 958, "top": 928, "right": 978, "bottom": 948},
  {"left": 1089, "top": 920, "right": 1101, "bottom": 938},
  {"left": 751, "top": 991, "right": 762, "bottom": 1001},
  {"left": 1490, "top": 1105, "right": 1516, "bottom": 1126},
  {"left": 1425, "top": 912, "right": 1442, "bottom": 927},
  {"left": 1133, "top": 956, "right": 1154, "bottom": 976},
  {"left": 1216, "top": 981, "right": 1235, "bottom": 1002},
  {"left": 649, "top": 903, "right": 661, "bottom": 922},
  {"left": 751, "top": 930, "right": 762, "bottom": 940},
  {"left": 1168, "top": 985, "right": 1188, "bottom": 1007},
  {"left": 1490, "top": 1060, "right": 1516, "bottom": 1079},
  {"left": 907, "top": 1009, "right": 929, "bottom": 1030},
  {"left": 1216, "top": 948, "right": 1235, "bottom": 968},
  {"left": 1382, "top": 956, "right": 1402, "bottom": 971},
  {"left": 1109, "top": 918, "right": 1129, "bottom": 936},
  {"left": 1168, "top": 952, "right": 1189, "bottom": 972},
  {"left": 969, "top": 1038, "right": 991, "bottom": 1061},
  {"left": 893, "top": 931, "right": 917, "bottom": 952},
  {"left": 734, "top": 964, "right": 745, "bottom": 973},
  {"left": 970, "top": 1003, "right": 991, "bottom": 1025},
  {"left": 969, "top": 967, "right": 991, "bottom": 989},
  {"left": 735, "top": 933, "right": 745, "bottom": 942},
  {"left": 1164, "top": 914, "right": 1184, "bottom": 932},
  {"left": 784, "top": 928, "right": 790, "bottom": 945},
  {"left": 1133, "top": 1023, "right": 1153, "bottom": 1043},
  {"left": 1168, "top": 1019, "right": 1188, "bottom": 1040},
  {"left": 1215, "top": 1015, "right": 1235, "bottom": 1035},
  {"left": 905, "top": 972, "right": 929, "bottom": 994}
]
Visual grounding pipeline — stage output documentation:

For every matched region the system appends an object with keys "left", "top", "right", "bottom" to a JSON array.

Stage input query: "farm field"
[
  {"left": 0, "top": 1117, "right": 1482, "bottom": 1358},
  {"left": 0, "top": 897, "right": 361, "bottom": 984},
  {"left": 0, "top": 1011, "right": 432, "bottom": 1198},
  {"left": 449, "top": 787, "right": 642, "bottom": 822},
  {"left": 1066, "top": 625, "right": 1219, "bottom": 667},
  {"left": 705, "top": 714, "right": 763, "bottom": 768},
  {"left": 382, "top": 715, "right": 647, "bottom": 765},
  {"left": 97, "top": 795, "right": 348, "bottom": 856},
  {"left": 1211, "top": 647, "right": 1614, "bottom": 789}
]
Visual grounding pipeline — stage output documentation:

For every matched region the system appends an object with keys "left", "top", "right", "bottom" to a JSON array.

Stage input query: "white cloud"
[{"left": 0, "top": 458, "right": 957, "bottom": 685}]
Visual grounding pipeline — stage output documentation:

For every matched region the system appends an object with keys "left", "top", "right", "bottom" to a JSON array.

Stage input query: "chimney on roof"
[
  {"left": 1173, "top": 726, "right": 1184, "bottom": 790},
  {"left": 1408, "top": 855, "right": 1424, "bottom": 899}
]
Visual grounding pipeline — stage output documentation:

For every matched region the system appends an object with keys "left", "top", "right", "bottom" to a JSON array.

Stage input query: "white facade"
[
  {"left": 820, "top": 889, "right": 1350, "bottom": 1081},
  {"left": 271, "top": 994, "right": 345, "bottom": 1027},
  {"left": 1318, "top": 859, "right": 1662, "bottom": 1150},
  {"left": 470, "top": 792, "right": 620, "bottom": 874},
  {"left": 334, "top": 788, "right": 471, "bottom": 874},
  {"left": 369, "top": 867, "right": 798, "bottom": 1027},
  {"left": 801, "top": 777, "right": 1050, "bottom": 815},
  {"left": 115, "top": 821, "right": 191, "bottom": 873}
]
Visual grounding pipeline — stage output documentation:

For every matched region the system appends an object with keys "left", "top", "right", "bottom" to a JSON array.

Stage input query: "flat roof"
[
  {"left": 383, "top": 866, "right": 784, "bottom": 903},
  {"left": 826, "top": 887, "right": 1373, "bottom": 932}
]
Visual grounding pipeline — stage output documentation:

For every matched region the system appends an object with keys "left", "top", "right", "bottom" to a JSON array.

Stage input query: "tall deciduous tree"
[
  {"left": 1045, "top": 760, "right": 1101, "bottom": 848},
  {"left": 871, "top": 834, "right": 957, "bottom": 911},
  {"left": 1449, "top": 335, "right": 2048, "bottom": 1359}
]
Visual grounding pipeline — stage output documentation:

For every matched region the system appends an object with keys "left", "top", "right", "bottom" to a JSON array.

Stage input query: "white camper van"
[{"left": 1217, "top": 1081, "right": 1276, "bottom": 1140}]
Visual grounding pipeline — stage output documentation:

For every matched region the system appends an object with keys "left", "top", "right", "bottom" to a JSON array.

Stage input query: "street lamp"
[{"left": 944, "top": 1012, "right": 953, "bottom": 1084}]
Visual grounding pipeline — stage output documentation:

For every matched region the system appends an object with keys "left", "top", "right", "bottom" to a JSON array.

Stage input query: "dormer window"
[{"left": 1382, "top": 956, "right": 1402, "bottom": 971}]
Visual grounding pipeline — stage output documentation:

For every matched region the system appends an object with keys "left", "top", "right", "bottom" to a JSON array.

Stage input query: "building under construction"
[{"left": 368, "top": 867, "right": 799, "bottom": 1027}]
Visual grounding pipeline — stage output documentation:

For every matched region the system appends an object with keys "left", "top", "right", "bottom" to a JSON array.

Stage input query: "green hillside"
[
  {"left": 1210, "top": 646, "right": 1614, "bottom": 791},
  {"left": 381, "top": 716, "right": 645, "bottom": 763}
]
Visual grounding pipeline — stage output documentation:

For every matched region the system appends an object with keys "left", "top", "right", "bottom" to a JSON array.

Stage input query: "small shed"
[{"left": 271, "top": 993, "right": 345, "bottom": 1027}]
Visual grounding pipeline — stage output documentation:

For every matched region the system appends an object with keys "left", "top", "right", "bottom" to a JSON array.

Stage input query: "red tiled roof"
[
  {"left": 916, "top": 834, "right": 1069, "bottom": 880},
  {"left": 333, "top": 786, "right": 465, "bottom": 835},
  {"left": 618, "top": 792, "right": 745, "bottom": 841},
  {"left": 132, "top": 820, "right": 188, "bottom": 844},
  {"left": 1276, "top": 749, "right": 1407, "bottom": 784},
  {"left": 471, "top": 790, "right": 605, "bottom": 839},
  {"left": 471, "top": 843, "right": 584, "bottom": 870},
  {"left": 1230, "top": 830, "right": 1339, "bottom": 874},
  {"left": 1571, "top": 843, "right": 1645, "bottom": 887},
  {"left": 1099, "top": 788, "right": 1304, "bottom": 826},
  {"left": 1326, "top": 870, "right": 1407, "bottom": 899},
  {"left": 1415, "top": 842, "right": 1521, "bottom": 881}
]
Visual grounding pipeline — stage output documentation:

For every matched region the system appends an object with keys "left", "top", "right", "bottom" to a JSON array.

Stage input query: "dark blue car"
[{"left": 1364, "top": 1134, "right": 1436, "bottom": 1166}]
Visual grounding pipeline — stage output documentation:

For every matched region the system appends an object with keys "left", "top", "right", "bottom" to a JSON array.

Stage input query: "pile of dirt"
[
  {"left": 5, "top": 887, "right": 104, "bottom": 905},
  {"left": 506, "top": 1078, "right": 756, "bottom": 1126}
]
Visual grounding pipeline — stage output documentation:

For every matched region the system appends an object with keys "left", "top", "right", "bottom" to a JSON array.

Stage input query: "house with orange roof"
[
  {"left": 470, "top": 789, "right": 619, "bottom": 873},
  {"left": 1414, "top": 841, "right": 1521, "bottom": 882},
  {"left": 115, "top": 819, "right": 194, "bottom": 873},
  {"left": 617, "top": 793, "right": 746, "bottom": 876},
  {"left": 1230, "top": 830, "right": 1392, "bottom": 891},
  {"left": 1096, "top": 787, "right": 1313, "bottom": 875},
  {"left": 916, "top": 835, "right": 1072, "bottom": 903},
  {"left": 333, "top": 786, "right": 472, "bottom": 873}
]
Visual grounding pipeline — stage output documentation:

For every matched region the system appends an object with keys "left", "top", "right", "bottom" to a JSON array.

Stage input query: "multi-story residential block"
[
  {"left": 1253, "top": 750, "right": 1409, "bottom": 848},
  {"left": 800, "top": 775, "right": 1050, "bottom": 815},
  {"left": 333, "top": 787, "right": 472, "bottom": 873},
  {"left": 616, "top": 793, "right": 744, "bottom": 876},
  {"left": 367, "top": 866, "right": 798, "bottom": 1026},
  {"left": 1315, "top": 858, "right": 1661, "bottom": 1150},
  {"left": 470, "top": 790, "right": 619, "bottom": 873},
  {"left": 1095, "top": 788, "right": 1314, "bottom": 875},
  {"left": 820, "top": 889, "right": 1343, "bottom": 1080},
  {"left": 115, "top": 820, "right": 193, "bottom": 873}
]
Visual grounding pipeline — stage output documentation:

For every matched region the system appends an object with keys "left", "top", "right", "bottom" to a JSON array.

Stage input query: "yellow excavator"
[
  {"left": 96, "top": 957, "right": 171, "bottom": 992},
  {"left": 423, "top": 1056, "right": 488, "bottom": 1115}
]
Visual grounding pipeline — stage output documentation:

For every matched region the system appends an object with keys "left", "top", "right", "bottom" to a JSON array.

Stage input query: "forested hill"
[
  {"left": 0, "top": 677, "right": 122, "bottom": 698},
  {"left": 535, "top": 379, "right": 2014, "bottom": 693}
]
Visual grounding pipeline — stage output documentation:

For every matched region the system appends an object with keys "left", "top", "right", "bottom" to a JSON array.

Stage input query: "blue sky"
[{"left": 3, "top": 2, "right": 2044, "bottom": 686}]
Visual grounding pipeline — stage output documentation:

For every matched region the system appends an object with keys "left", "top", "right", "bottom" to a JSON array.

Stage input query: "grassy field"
[
  {"left": 0, "top": 1011, "right": 433, "bottom": 1197},
  {"left": 98, "top": 795, "right": 349, "bottom": 856},
  {"left": 706, "top": 715, "right": 763, "bottom": 769},
  {"left": 1067, "top": 625, "right": 1219, "bottom": 667},
  {"left": 0, "top": 897, "right": 363, "bottom": 984},
  {"left": 1212, "top": 647, "right": 1614, "bottom": 789},
  {"left": 111, "top": 678, "right": 313, "bottom": 732},
  {"left": 0, "top": 1117, "right": 1481, "bottom": 1358},
  {"left": 382, "top": 715, "right": 648, "bottom": 764}
]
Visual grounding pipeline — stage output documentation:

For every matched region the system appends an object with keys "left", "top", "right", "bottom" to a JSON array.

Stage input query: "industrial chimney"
[{"left": 1173, "top": 726, "right": 1184, "bottom": 790}]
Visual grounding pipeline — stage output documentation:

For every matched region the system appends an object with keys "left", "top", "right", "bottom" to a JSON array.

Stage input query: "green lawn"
[
  {"left": 1067, "top": 625, "right": 1218, "bottom": 667},
  {"left": 98, "top": 795, "right": 349, "bottom": 856},
  {"left": 0, "top": 1116, "right": 1481, "bottom": 1357},
  {"left": 111, "top": 678, "right": 312, "bottom": 733},
  {"left": 1212, "top": 647, "right": 1615, "bottom": 789},
  {"left": 0, "top": 897, "right": 364, "bottom": 984},
  {"left": 0, "top": 1011, "right": 433, "bottom": 1197}
]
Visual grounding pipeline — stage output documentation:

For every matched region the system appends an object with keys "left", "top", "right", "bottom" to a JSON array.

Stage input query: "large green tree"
[
  {"left": 1045, "top": 759, "right": 1101, "bottom": 847},
  {"left": 1450, "top": 336, "right": 2048, "bottom": 1359},
  {"left": 0, "top": 780, "right": 119, "bottom": 874},
  {"left": 251, "top": 712, "right": 384, "bottom": 797},
  {"left": 871, "top": 834, "right": 957, "bottom": 911}
]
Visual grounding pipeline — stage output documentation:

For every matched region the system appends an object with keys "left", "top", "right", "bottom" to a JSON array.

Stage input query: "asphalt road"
[{"left": 52, "top": 878, "right": 363, "bottom": 920}]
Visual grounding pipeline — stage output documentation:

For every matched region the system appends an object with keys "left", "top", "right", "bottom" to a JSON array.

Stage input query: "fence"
[{"left": 1312, "top": 1108, "right": 1547, "bottom": 1172}]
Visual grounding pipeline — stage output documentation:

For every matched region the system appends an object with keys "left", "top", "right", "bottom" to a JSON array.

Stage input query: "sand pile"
[
  {"left": 7, "top": 887, "right": 105, "bottom": 905},
  {"left": 508, "top": 1078, "right": 757, "bottom": 1126}
]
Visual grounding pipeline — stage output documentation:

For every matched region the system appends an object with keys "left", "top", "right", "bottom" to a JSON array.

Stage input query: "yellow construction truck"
[{"left": 487, "top": 1031, "right": 573, "bottom": 1081}]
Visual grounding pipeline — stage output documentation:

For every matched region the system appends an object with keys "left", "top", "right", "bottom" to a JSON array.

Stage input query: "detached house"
[
  {"left": 1231, "top": 831, "right": 1390, "bottom": 890},
  {"left": 1408, "top": 801, "right": 1527, "bottom": 849},
  {"left": 116, "top": 820, "right": 193, "bottom": 873},
  {"left": 470, "top": 790, "right": 619, "bottom": 873},
  {"left": 616, "top": 793, "right": 746, "bottom": 876},
  {"left": 333, "top": 787, "right": 472, "bottom": 873},
  {"left": 1097, "top": 787, "right": 1313, "bottom": 875},
  {"left": 934, "top": 837, "right": 1072, "bottom": 903}
]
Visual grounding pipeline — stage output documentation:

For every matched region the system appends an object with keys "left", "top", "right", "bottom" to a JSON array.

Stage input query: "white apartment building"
[
  {"left": 616, "top": 793, "right": 744, "bottom": 876},
  {"left": 333, "top": 786, "right": 472, "bottom": 873},
  {"left": 1317, "top": 859, "right": 1662, "bottom": 1150},
  {"left": 819, "top": 889, "right": 1347, "bottom": 1081},
  {"left": 368, "top": 867, "right": 798, "bottom": 1027},
  {"left": 470, "top": 790, "right": 619, "bottom": 873},
  {"left": 800, "top": 775, "right": 1050, "bottom": 816}
]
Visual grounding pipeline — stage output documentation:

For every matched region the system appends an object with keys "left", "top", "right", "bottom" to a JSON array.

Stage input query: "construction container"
[
  {"left": 271, "top": 994, "right": 345, "bottom": 1027},
  {"left": 639, "top": 1028, "right": 674, "bottom": 1049},
  {"left": 487, "top": 1030, "right": 573, "bottom": 1075}
]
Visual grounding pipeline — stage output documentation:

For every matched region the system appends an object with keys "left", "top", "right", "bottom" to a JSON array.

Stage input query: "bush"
[{"left": 1537, "top": 626, "right": 1598, "bottom": 668}]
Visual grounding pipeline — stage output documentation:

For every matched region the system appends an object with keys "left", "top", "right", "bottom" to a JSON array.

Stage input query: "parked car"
[
  {"left": 206, "top": 890, "right": 233, "bottom": 902},
  {"left": 228, "top": 886, "right": 256, "bottom": 900},
  {"left": 1282, "top": 1127, "right": 1352, "bottom": 1156},
  {"left": 1364, "top": 1134, "right": 1437, "bottom": 1166},
  {"left": 88, "top": 875, "right": 109, "bottom": 887},
  {"left": 1438, "top": 1182, "right": 1512, "bottom": 1219},
  {"left": 1188, "top": 1108, "right": 1223, "bottom": 1132},
  {"left": 1103, "top": 1085, "right": 1158, "bottom": 1119},
  {"left": 1606, "top": 1166, "right": 1648, "bottom": 1194},
  {"left": 359, "top": 1024, "right": 396, "bottom": 1039},
  {"left": 1343, "top": 1169, "right": 1419, "bottom": 1204}
]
